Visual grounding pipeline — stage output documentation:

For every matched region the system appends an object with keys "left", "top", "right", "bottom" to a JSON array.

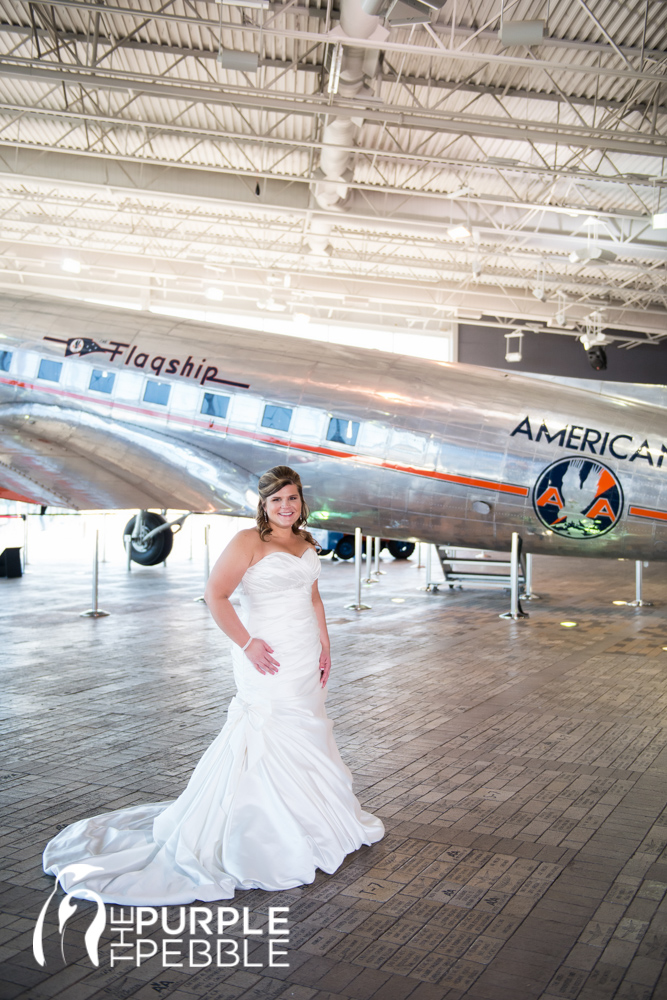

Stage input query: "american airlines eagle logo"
[{"left": 532, "top": 458, "right": 623, "bottom": 538}]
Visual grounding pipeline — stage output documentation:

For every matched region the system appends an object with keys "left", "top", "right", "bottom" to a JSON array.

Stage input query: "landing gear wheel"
[
  {"left": 386, "top": 540, "right": 415, "bottom": 560},
  {"left": 335, "top": 536, "right": 356, "bottom": 561},
  {"left": 123, "top": 512, "right": 174, "bottom": 566}
]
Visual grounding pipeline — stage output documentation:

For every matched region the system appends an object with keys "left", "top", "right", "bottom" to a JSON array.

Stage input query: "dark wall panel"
[{"left": 458, "top": 325, "right": 667, "bottom": 385}]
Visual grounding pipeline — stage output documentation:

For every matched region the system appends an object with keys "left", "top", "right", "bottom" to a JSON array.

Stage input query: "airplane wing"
[{"left": 0, "top": 403, "right": 258, "bottom": 513}]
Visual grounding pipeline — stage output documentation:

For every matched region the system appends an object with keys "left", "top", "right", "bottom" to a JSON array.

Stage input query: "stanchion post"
[
  {"left": 419, "top": 543, "right": 440, "bottom": 592},
  {"left": 364, "top": 535, "right": 377, "bottom": 584},
  {"left": 629, "top": 559, "right": 652, "bottom": 607},
  {"left": 124, "top": 533, "right": 132, "bottom": 572},
  {"left": 416, "top": 542, "right": 424, "bottom": 569},
  {"left": 80, "top": 530, "right": 110, "bottom": 618},
  {"left": 521, "top": 553, "right": 540, "bottom": 600},
  {"left": 195, "top": 524, "right": 211, "bottom": 603},
  {"left": 22, "top": 514, "right": 28, "bottom": 569},
  {"left": 500, "top": 532, "right": 529, "bottom": 620},
  {"left": 345, "top": 527, "right": 371, "bottom": 611},
  {"left": 373, "top": 536, "right": 380, "bottom": 577}
]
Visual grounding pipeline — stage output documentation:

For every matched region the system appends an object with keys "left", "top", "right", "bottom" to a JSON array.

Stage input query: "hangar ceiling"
[{"left": 0, "top": 0, "right": 664, "bottom": 348}]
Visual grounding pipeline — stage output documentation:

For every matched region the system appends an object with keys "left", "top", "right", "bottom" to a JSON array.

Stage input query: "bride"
[{"left": 42, "top": 466, "right": 384, "bottom": 905}]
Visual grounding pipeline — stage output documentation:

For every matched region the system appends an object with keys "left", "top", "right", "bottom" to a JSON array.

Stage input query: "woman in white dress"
[{"left": 42, "top": 466, "right": 384, "bottom": 905}]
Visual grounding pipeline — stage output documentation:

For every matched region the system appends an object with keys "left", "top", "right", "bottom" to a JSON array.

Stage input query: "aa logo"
[
  {"left": 533, "top": 458, "right": 623, "bottom": 538},
  {"left": 33, "top": 864, "right": 106, "bottom": 967}
]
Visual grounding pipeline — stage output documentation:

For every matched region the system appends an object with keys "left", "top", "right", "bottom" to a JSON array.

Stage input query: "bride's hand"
[
  {"left": 319, "top": 649, "right": 331, "bottom": 687},
  {"left": 246, "top": 639, "right": 280, "bottom": 675}
]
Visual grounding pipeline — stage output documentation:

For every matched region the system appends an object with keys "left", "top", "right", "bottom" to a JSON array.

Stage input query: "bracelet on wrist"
[{"left": 241, "top": 637, "right": 253, "bottom": 652}]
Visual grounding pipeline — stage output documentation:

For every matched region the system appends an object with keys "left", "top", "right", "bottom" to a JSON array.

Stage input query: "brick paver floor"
[{"left": 1, "top": 526, "right": 666, "bottom": 1000}]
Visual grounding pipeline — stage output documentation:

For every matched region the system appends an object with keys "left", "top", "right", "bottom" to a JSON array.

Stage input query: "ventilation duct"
[{"left": 308, "top": 0, "right": 388, "bottom": 247}]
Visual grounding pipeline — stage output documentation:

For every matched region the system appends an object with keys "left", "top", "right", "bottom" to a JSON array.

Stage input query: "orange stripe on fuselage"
[
  {"left": 629, "top": 505, "right": 667, "bottom": 522},
  {"left": 0, "top": 374, "right": 529, "bottom": 498}
]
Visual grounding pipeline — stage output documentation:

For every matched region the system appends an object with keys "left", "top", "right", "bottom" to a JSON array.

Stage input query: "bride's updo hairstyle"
[{"left": 256, "top": 466, "right": 317, "bottom": 547}]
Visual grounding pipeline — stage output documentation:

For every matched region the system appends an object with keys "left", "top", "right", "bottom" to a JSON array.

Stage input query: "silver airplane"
[{"left": 0, "top": 292, "right": 665, "bottom": 565}]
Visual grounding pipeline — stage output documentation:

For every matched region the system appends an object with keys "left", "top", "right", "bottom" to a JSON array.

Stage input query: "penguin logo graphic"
[
  {"left": 533, "top": 458, "right": 623, "bottom": 539},
  {"left": 33, "top": 865, "right": 106, "bottom": 967}
]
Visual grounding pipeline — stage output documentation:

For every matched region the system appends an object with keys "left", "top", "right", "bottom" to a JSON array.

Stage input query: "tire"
[
  {"left": 123, "top": 512, "right": 174, "bottom": 566},
  {"left": 318, "top": 549, "right": 332, "bottom": 556},
  {"left": 386, "top": 540, "right": 415, "bottom": 560},
  {"left": 335, "top": 535, "right": 356, "bottom": 561}
]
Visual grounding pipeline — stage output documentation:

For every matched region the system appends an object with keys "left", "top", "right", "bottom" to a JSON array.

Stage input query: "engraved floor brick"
[{"left": 3, "top": 538, "right": 667, "bottom": 999}]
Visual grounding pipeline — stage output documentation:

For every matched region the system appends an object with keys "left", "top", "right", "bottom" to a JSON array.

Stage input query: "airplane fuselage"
[{"left": 0, "top": 294, "right": 666, "bottom": 559}]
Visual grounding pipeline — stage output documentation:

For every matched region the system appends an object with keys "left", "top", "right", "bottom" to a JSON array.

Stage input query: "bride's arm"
[
  {"left": 204, "top": 531, "right": 280, "bottom": 675},
  {"left": 311, "top": 580, "right": 331, "bottom": 687}
]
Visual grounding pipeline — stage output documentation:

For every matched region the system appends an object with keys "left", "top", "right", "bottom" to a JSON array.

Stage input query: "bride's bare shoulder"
[{"left": 234, "top": 527, "right": 262, "bottom": 547}]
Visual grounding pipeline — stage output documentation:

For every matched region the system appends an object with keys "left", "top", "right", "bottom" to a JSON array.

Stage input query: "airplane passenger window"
[
  {"left": 144, "top": 381, "right": 170, "bottom": 406},
  {"left": 0, "top": 350, "right": 11, "bottom": 372},
  {"left": 262, "top": 404, "right": 292, "bottom": 431},
  {"left": 37, "top": 359, "right": 63, "bottom": 382},
  {"left": 89, "top": 370, "right": 115, "bottom": 394},
  {"left": 327, "top": 417, "right": 359, "bottom": 446},
  {"left": 201, "top": 393, "right": 230, "bottom": 419}
]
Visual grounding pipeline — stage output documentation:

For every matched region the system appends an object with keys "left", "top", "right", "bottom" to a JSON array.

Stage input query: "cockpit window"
[
  {"left": 0, "top": 350, "right": 11, "bottom": 372},
  {"left": 201, "top": 393, "right": 230, "bottom": 419},
  {"left": 327, "top": 417, "right": 359, "bottom": 446},
  {"left": 37, "top": 359, "right": 63, "bottom": 382},
  {"left": 262, "top": 404, "right": 292, "bottom": 431},
  {"left": 89, "top": 370, "right": 115, "bottom": 394},
  {"left": 144, "top": 381, "right": 170, "bottom": 406}
]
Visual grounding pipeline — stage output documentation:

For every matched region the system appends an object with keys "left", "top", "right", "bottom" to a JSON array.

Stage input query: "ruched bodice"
[
  {"left": 241, "top": 546, "right": 320, "bottom": 595},
  {"left": 43, "top": 542, "right": 384, "bottom": 906},
  {"left": 234, "top": 547, "right": 322, "bottom": 702}
]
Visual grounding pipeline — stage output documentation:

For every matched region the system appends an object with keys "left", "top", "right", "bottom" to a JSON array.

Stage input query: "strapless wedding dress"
[{"left": 42, "top": 548, "right": 384, "bottom": 905}]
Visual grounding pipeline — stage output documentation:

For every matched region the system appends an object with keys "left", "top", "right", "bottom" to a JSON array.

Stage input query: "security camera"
[{"left": 587, "top": 346, "right": 607, "bottom": 371}]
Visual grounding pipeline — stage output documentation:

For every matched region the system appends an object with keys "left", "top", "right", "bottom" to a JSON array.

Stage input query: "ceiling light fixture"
[
  {"left": 61, "top": 258, "right": 81, "bottom": 274},
  {"left": 205, "top": 287, "right": 224, "bottom": 301},
  {"left": 504, "top": 330, "right": 523, "bottom": 363},
  {"left": 217, "top": 50, "right": 259, "bottom": 73},
  {"left": 569, "top": 247, "right": 617, "bottom": 265},
  {"left": 447, "top": 225, "right": 471, "bottom": 240},
  {"left": 486, "top": 156, "right": 520, "bottom": 167},
  {"left": 652, "top": 212, "right": 667, "bottom": 229},
  {"left": 384, "top": 0, "right": 445, "bottom": 27},
  {"left": 498, "top": 19, "right": 544, "bottom": 47}
]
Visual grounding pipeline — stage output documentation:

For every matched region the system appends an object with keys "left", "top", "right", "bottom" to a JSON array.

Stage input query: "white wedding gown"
[{"left": 43, "top": 548, "right": 384, "bottom": 905}]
